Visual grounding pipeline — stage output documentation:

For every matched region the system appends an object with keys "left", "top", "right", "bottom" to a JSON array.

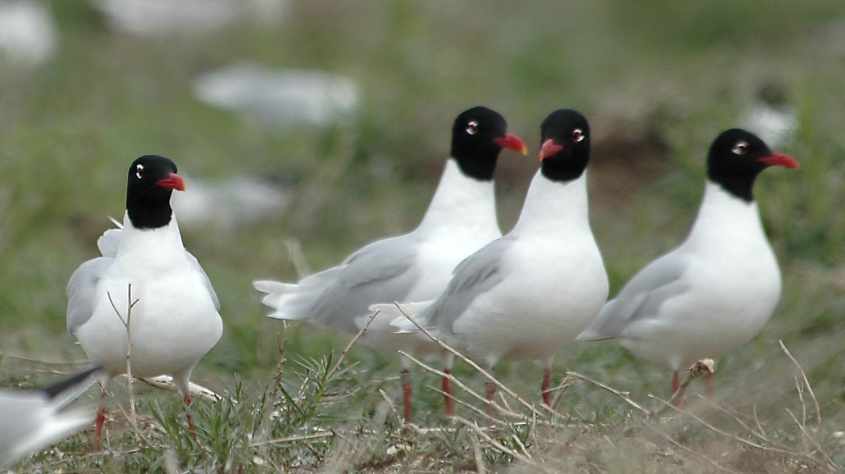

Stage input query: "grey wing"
[
  {"left": 311, "top": 235, "right": 420, "bottom": 331},
  {"left": 66, "top": 257, "right": 113, "bottom": 336},
  {"left": 422, "top": 236, "right": 512, "bottom": 332},
  {"left": 187, "top": 252, "right": 220, "bottom": 311},
  {"left": 578, "top": 253, "right": 689, "bottom": 341}
]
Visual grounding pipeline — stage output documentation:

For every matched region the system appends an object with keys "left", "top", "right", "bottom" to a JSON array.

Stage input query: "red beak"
[
  {"left": 494, "top": 133, "right": 528, "bottom": 156},
  {"left": 538, "top": 138, "right": 564, "bottom": 161},
  {"left": 156, "top": 173, "right": 186, "bottom": 191},
  {"left": 758, "top": 152, "right": 799, "bottom": 169}
]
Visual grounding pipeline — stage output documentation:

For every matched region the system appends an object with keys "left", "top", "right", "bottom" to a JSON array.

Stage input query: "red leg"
[
  {"left": 484, "top": 382, "right": 496, "bottom": 415},
  {"left": 541, "top": 367, "right": 553, "bottom": 406},
  {"left": 671, "top": 371, "right": 685, "bottom": 408},
  {"left": 94, "top": 405, "right": 107, "bottom": 451},
  {"left": 401, "top": 368, "right": 412, "bottom": 423},
  {"left": 184, "top": 393, "right": 197, "bottom": 440},
  {"left": 704, "top": 371, "right": 715, "bottom": 399},
  {"left": 94, "top": 384, "right": 108, "bottom": 451},
  {"left": 442, "top": 368, "right": 454, "bottom": 417}
]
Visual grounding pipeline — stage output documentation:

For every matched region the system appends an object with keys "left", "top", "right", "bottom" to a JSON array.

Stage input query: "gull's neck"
[
  {"left": 685, "top": 182, "right": 767, "bottom": 248},
  {"left": 416, "top": 159, "right": 500, "bottom": 236},
  {"left": 512, "top": 171, "right": 591, "bottom": 235},
  {"left": 118, "top": 211, "right": 185, "bottom": 261}
]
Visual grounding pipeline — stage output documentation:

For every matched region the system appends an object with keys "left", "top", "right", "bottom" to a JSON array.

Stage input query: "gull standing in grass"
[
  {"left": 66, "top": 155, "right": 223, "bottom": 448},
  {"left": 577, "top": 129, "right": 798, "bottom": 402},
  {"left": 385, "top": 109, "right": 608, "bottom": 411},
  {"left": 254, "top": 106, "right": 527, "bottom": 421},
  {"left": 0, "top": 366, "right": 100, "bottom": 467}
]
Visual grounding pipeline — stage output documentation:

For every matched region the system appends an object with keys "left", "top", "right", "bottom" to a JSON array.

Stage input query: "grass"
[{"left": 1, "top": 0, "right": 844, "bottom": 471}]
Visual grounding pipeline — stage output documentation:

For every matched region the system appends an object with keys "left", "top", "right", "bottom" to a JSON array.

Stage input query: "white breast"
[
  {"left": 621, "top": 183, "right": 782, "bottom": 369},
  {"left": 75, "top": 218, "right": 222, "bottom": 377}
]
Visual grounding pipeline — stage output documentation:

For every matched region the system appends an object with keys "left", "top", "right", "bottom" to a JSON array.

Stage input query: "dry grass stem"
[
  {"left": 397, "top": 350, "right": 524, "bottom": 420},
  {"left": 779, "top": 340, "right": 822, "bottom": 428},
  {"left": 648, "top": 394, "right": 800, "bottom": 456},
  {"left": 565, "top": 371, "right": 650, "bottom": 416},
  {"left": 249, "top": 431, "right": 335, "bottom": 448},
  {"left": 327, "top": 310, "right": 378, "bottom": 380},
  {"left": 451, "top": 416, "right": 546, "bottom": 471},
  {"left": 393, "top": 303, "right": 546, "bottom": 418},
  {"left": 426, "top": 384, "right": 510, "bottom": 427},
  {"left": 785, "top": 408, "right": 839, "bottom": 472},
  {"left": 643, "top": 423, "right": 739, "bottom": 474},
  {"left": 106, "top": 284, "right": 140, "bottom": 424},
  {"left": 470, "top": 431, "right": 487, "bottom": 474}
]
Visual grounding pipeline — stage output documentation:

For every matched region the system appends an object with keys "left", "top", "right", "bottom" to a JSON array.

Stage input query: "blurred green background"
[{"left": 0, "top": 0, "right": 844, "bottom": 459}]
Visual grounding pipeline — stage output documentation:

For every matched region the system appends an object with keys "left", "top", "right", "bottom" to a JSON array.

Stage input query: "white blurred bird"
[
  {"left": 254, "top": 106, "right": 527, "bottom": 420},
  {"left": 0, "top": 0, "right": 56, "bottom": 66},
  {"left": 93, "top": 0, "right": 286, "bottom": 37},
  {"left": 173, "top": 175, "right": 288, "bottom": 230},
  {"left": 741, "top": 83, "right": 797, "bottom": 149},
  {"left": 193, "top": 64, "right": 359, "bottom": 127},
  {"left": 385, "top": 109, "right": 608, "bottom": 411},
  {"left": 578, "top": 129, "right": 798, "bottom": 402},
  {"left": 67, "top": 155, "right": 223, "bottom": 447},
  {"left": 0, "top": 367, "right": 100, "bottom": 467}
]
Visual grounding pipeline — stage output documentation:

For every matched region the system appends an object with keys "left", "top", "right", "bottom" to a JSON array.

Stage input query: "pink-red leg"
[
  {"left": 184, "top": 393, "right": 197, "bottom": 440},
  {"left": 401, "top": 368, "right": 412, "bottom": 422},
  {"left": 94, "top": 406, "right": 107, "bottom": 451},
  {"left": 541, "top": 367, "right": 553, "bottom": 406},
  {"left": 442, "top": 368, "right": 454, "bottom": 417},
  {"left": 704, "top": 371, "right": 715, "bottom": 399},
  {"left": 671, "top": 370, "right": 685, "bottom": 408},
  {"left": 94, "top": 384, "right": 108, "bottom": 451},
  {"left": 484, "top": 382, "right": 496, "bottom": 415}
]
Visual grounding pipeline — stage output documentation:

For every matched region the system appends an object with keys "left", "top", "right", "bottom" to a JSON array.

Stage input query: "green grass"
[{"left": 2, "top": 0, "right": 845, "bottom": 471}]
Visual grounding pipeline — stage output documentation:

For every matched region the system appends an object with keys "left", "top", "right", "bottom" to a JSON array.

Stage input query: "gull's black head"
[
  {"left": 126, "top": 155, "right": 185, "bottom": 229},
  {"left": 538, "top": 109, "right": 591, "bottom": 182},
  {"left": 707, "top": 128, "right": 798, "bottom": 202},
  {"left": 450, "top": 106, "right": 527, "bottom": 181}
]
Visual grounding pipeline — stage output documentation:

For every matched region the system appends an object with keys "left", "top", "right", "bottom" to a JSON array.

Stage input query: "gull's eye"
[
  {"left": 732, "top": 141, "right": 749, "bottom": 155},
  {"left": 572, "top": 128, "right": 585, "bottom": 143},
  {"left": 466, "top": 120, "right": 479, "bottom": 135},
  {"left": 135, "top": 164, "right": 144, "bottom": 180}
]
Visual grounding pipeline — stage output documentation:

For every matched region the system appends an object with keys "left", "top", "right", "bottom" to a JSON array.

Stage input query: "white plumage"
[
  {"left": 255, "top": 159, "right": 501, "bottom": 354},
  {"left": 578, "top": 182, "right": 782, "bottom": 370},
  {"left": 68, "top": 213, "right": 222, "bottom": 388}
]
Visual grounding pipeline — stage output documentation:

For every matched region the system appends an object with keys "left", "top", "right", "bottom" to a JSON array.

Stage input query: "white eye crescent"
[
  {"left": 572, "top": 128, "right": 585, "bottom": 143},
  {"left": 466, "top": 120, "right": 479, "bottom": 135},
  {"left": 732, "top": 141, "right": 749, "bottom": 155},
  {"left": 135, "top": 164, "right": 144, "bottom": 180}
]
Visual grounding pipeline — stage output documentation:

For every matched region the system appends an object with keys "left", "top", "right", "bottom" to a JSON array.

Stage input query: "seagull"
[
  {"left": 0, "top": 366, "right": 100, "bottom": 467},
  {"left": 385, "top": 109, "right": 608, "bottom": 411},
  {"left": 66, "top": 155, "right": 223, "bottom": 448},
  {"left": 577, "top": 129, "right": 798, "bottom": 402},
  {"left": 254, "top": 106, "right": 527, "bottom": 420}
]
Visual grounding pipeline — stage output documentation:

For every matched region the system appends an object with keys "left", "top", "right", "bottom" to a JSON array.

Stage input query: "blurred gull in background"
[
  {"left": 174, "top": 175, "right": 289, "bottom": 230},
  {"left": 0, "top": 0, "right": 56, "bottom": 66},
  {"left": 92, "top": 0, "right": 286, "bottom": 37},
  {"left": 741, "top": 82, "right": 797, "bottom": 149},
  {"left": 193, "top": 63, "right": 360, "bottom": 127}
]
